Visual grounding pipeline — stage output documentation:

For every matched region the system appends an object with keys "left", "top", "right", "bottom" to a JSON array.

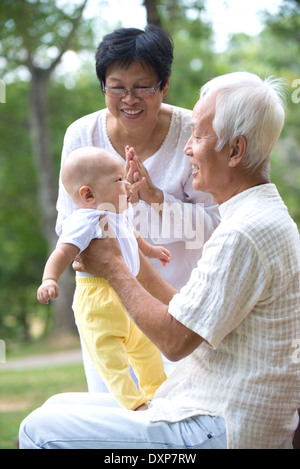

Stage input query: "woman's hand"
[{"left": 125, "top": 146, "right": 163, "bottom": 206}]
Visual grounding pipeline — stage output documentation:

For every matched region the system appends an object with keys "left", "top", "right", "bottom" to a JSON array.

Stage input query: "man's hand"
[{"left": 73, "top": 218, "right": 124, "bottom": 278}]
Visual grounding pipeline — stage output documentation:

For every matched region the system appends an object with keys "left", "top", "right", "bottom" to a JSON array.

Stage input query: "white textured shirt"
[
  {"left": 150, "top": 184, "right": 300, "bottom": 449},
  {"left": 56, "top": 106, "right": 220, "bottom": 290}
]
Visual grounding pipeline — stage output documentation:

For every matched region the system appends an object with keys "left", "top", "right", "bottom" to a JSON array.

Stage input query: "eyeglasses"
[{"left": 102, "top": 81, "right": 162, "bottom": 98}]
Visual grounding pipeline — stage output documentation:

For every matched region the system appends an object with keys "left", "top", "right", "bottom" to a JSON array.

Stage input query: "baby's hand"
[
  {"left": 37, "top": 280, "right": 59, "bottom": 304},
  {"left": 149, "top": 246, "right": 171, "bottom": 266}
]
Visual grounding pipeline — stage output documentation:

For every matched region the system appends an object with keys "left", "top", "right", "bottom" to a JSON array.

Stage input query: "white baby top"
[{"left": 57, "top": 205, "right": 140, "bottom": 278}]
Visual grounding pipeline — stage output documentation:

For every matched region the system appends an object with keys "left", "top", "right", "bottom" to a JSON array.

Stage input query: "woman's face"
[{"left": 104, "top": 60, "right": 169, "bottom": 133}]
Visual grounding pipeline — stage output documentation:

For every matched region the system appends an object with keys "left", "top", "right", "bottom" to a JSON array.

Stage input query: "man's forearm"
[
  {"left": 137, "top": 250, "right": 177, "bottom": 305},
  {"left": 106, "top": 258, "right": 202, "bottom": 361},
  {"left": 73, "top": 237, "right": 203, "bottom": 361}
]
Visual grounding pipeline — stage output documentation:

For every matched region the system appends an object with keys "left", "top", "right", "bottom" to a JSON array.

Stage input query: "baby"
[{"left": 37, "top": 146, "right": 171, "bottom": 410}]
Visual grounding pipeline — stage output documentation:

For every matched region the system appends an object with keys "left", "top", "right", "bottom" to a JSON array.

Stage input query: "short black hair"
[{"left": 95, "top": 25, "right": 173, "bottom": 90}]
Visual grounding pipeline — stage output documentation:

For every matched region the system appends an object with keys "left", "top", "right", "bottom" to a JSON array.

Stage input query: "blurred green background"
[{"left": 0, "top": 0, "right": 299, "bottom": 449}]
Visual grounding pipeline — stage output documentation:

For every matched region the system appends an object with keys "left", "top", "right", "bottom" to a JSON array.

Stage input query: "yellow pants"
[{"left": 73, "top": 277, "right": 167, "bottom": 410}]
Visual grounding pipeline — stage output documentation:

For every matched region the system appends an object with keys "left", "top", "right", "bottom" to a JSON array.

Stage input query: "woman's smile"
[{"left": 121, "top": 108, "right": 143, "bottom": 118}]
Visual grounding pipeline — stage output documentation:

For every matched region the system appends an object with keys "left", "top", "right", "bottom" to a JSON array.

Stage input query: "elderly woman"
[
  {"left": 56, "top": 25, "right": 219, "bottom": 390},
  {"left": 20, "top": 72, "right": 300, "bottom": 449}
]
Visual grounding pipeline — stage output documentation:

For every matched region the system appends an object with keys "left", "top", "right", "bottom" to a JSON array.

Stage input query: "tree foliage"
[
  {"left": 0, "top": 0, "right": 94, "bottom": 70},
  {"left": 216, "top": 1, "right": 300, "bottom": 226},
  {"left": 0, "top": 0, "right": 299, "bottom": 346},
  {"left": 0, "top": 78, "right": 104, "bottom": 345}
]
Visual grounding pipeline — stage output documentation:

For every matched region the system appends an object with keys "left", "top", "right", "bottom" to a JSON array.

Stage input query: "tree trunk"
[
  {"left": 143, "top": 0, "right": 162, "bottom": 26},
  {"left": 30, "top": 68, "right": 57, "bottom": 244},
  {"left": 29, "top": 67, "right": 76, "bottom": 334}
]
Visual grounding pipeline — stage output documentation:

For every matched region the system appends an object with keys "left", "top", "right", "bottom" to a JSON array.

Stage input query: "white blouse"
[{"left": 56, "top": 105, "right": 220, "bottom": 289}]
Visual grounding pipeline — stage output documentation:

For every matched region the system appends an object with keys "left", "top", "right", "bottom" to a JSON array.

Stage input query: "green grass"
[
  {"left": 5, "top": 332, "right": 81, "bottom": 359},
  {"left": 0, "top": 363, "right": 87, "bottom": 449}
]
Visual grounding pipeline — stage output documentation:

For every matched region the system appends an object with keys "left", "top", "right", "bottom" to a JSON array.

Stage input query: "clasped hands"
[{"left": 125, "top": 146, "right": 163, "bottom": 205}]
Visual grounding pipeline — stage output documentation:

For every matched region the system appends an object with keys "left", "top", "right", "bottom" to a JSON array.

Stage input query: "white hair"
[{"left": 200, "top": 72, "right": 286, "bottom": 174}]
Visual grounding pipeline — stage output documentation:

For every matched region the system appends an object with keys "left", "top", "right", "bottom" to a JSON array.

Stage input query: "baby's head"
[{"left": 62, "top": 146, "right": 131, "bottom": 213}]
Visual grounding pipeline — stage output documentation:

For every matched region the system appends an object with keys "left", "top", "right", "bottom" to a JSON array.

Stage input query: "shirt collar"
[{"left": 218, "top": 183, "right": 276, "bottom": 218}]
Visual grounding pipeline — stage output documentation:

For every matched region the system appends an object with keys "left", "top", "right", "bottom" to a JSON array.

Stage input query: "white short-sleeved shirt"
[
  {"left": 56, "top": 106, "right": 220, "bottom": 290},
  {"left": 57, "top": 206, "right": 140, "bottom": 278},
  {"left": 149, "top": 184, "right": 300, "bottom": 449}
]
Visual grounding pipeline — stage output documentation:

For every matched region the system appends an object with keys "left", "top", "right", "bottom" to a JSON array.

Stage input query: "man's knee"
[
  {"left": 19, "top": 408, "right": 45, "bottom": 449},
  {"left": 19, "top": 403, "right": 68, "bottom": 449}
]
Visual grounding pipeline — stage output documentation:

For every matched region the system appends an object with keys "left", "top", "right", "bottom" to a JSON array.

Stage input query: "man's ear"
[
  {"left": 229, "top": 135, "right": 247, "bottom": 168},
  {"left": 79, "top": 185, "right": 94, "bottom": 203}
]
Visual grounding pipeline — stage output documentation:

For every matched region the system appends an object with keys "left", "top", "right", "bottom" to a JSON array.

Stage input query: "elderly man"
[{"left": 19, "top": 72, "right": 300, "bottom": 449}]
